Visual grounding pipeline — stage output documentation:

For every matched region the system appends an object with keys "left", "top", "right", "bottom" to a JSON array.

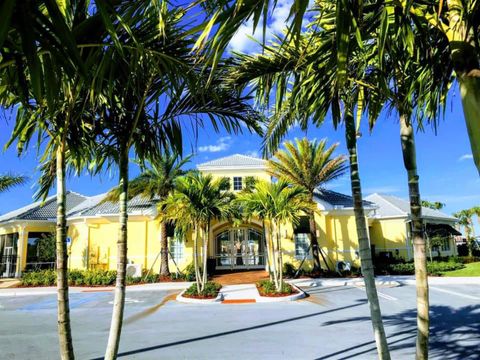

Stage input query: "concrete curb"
[{"left": 176, "top": 289, "right": 224, "bottom": 304}]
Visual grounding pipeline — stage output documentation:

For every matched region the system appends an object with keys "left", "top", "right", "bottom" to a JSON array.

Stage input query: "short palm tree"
[
  {"left": 454, "top": 209, "right": 476, "bottom": 256},
  {"left": 104, "top": 150, "right": 191, "bottom": 277},
  {"left": 0, "top": 174, "right": 27, "bottom": 193},
  {"left": 267, "top": 138, "right": 347, "bottom": 272},
  {"left": 161, "top": 172, "right": 235, "bottom": 293},
  {"left": 236, "top": 180, "right": 315, "bottom": 291}
]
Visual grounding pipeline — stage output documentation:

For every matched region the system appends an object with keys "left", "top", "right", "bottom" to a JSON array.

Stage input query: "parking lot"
[{"left": 1, "top": 281, "right": 479, "bottom": 359}]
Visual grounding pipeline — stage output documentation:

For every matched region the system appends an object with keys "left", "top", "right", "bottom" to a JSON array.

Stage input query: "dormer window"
[{"left": 233, "top": 176, "right": 243, "bottom": 191}]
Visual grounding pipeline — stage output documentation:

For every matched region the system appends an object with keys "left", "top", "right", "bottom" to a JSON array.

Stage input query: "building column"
[{"left": 15, "top": 227, "right": 27, "bottom": 277}]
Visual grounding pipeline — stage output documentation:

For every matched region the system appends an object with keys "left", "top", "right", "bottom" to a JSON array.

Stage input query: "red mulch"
[{"left": 181, "top": 292, "right": 219, "bottom": 300}]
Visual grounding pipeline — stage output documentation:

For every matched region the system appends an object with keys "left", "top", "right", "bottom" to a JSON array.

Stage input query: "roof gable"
[
  {"left": 314, "top": 188, "right": 375, "bottom": 209},
  {"left": 365, "top": 193, "right": 457, "bottom": 221},
  {"left": 0, "top": 192, "right": 88, "bottom": 223},
  {"left": 197, "top": 154, "right": 266, "bottom": 170}
]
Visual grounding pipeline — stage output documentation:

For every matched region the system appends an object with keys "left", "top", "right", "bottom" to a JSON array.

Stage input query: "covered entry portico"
[{"left": 214, "top": 226, "right": 266, "bottom": 270}]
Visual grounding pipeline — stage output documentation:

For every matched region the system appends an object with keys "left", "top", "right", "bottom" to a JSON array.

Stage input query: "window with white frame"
[
  {"left": 169, "top": 235, "right": 184, "bottom": 262},
  {"left": 441, "top": 238, "right": 451, "bottom": 251},
  {"left": 233, "top": 176, "right": 243, "bottom": 191},
  {"left": 295, "top": 233, "right": 311, "bottom": 259}
]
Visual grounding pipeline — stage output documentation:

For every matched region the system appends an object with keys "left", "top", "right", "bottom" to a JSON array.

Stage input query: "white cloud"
[
  {"left": 228, "top": 0, "right": 297, "bottom": 54},
  {"left": 198, "top": 136, "right": 233, "bottom": 153},
  {"left": 244, "top": 150, "right": 260, "bottom": 158},
  {"left": 458, "top": 154, "right": 473, "bottom": 161}
]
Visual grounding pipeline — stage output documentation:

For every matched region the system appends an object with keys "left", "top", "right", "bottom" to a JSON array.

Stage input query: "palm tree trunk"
[
  {"left": 446, "top": 0, "right": 480, "bottom": 174},
  {"left": 56, "top": 145, "right": 75, "bottom": 360},
  {"left": 269, "top": 221, "right": 279, "bottom": 290},
  {"left": 345, "top": 111, "right": 391, "bottom": 360},
  {"left": 159, "top": 221, "right": 170, "bottom": 277},
  {"left": 262, "top": 220, "right": 273, "bottom": 281},
  {"left": 277, "top": 221, "right": 283, "bottom": 289},
  {"left": 399, "top": 114, "right": 429, "bottom": 360},
  {"left": 105, "top": 148, "right": 129, "bottom": 360},
  {"left": 193, "top": 224, "right": 201, "bottom": 293},
  {"left": 202, "top": 224, "right": 209, "bottom": 290},
  {"left": 308, "top": 203, "right": 322, "bottom": 272}
]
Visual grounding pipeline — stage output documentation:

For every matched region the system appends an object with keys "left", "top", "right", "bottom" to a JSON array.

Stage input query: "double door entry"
[{"left": 215, "top": 228, "right": 265, "bottom": 269}]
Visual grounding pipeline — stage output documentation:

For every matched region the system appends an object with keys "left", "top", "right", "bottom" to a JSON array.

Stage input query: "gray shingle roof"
[
  {"left": 365, "top": 193, "right": 457, "bottom": 221},
  {"left": 314, "top": 188, "right": 375, "bottom": 208},
  {"left": 75, "top": 195, "right": 157, "bottom": 217},
  {"left": 0, "top": 192, "right": 87, "bottom": 223},
  {"left": 197, "top": 154, "right": 266, "bottom": 169}
]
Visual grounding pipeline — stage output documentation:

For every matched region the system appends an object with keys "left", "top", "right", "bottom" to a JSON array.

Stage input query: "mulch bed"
[
  {"left": 256, "top": 284, "right": 299, "bottom": 297},
  {"left": 181, "top": 292, "right": 219, "bottom": 300}
]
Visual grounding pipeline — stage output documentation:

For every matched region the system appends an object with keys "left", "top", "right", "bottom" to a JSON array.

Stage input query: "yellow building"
[
  {"left": 0, "top": 154, "right": 460, "bottom": 278},
  {"left": 366, "top": 193, "right": 460, "bottom": 261}
]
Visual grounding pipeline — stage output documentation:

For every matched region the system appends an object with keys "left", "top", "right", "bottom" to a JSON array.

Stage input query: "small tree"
[
  {"left": 161, "top": 172, "right": 235, "bottom": 293},
  {"left": 236, "top": 180, "right": 315, "bottom": 291}
]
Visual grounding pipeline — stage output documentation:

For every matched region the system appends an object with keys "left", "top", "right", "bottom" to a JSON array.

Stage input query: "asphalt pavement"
[{"left": 0, "top": 280, "right": 479, "bottom": 359}]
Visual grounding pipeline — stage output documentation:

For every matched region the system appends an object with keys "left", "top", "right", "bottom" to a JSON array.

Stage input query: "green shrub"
[
  {"left": 388, "top": 261, "right": 465, "bottom": 276},
  {"left": 141, "top": 271, "right": 159, "bottom": 283},
  {"left": 283, "top": 263, "right": 297, "bottom": 278},
  {"left": 183, "top": 262, "right": 196, "bottom": 281},
  {"left": 256, "top": 280, "right": 293, "bottom": 295},
  {"left": 21, "top": 269, "right": 56, "bottom": 286},
  {"left": 184, "top": 281, "right": 221, "bottom": 297}
]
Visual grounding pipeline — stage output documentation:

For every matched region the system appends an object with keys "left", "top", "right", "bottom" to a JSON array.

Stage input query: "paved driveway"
[{"left": 0, "top": 282, "right": 479, "bottom": 359}]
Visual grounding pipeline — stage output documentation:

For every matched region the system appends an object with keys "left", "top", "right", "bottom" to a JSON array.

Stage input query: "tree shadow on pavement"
[
  {"left": 90, "top": 299, "right": 368, "bottom": 359},
  {"left": 318, "top": 304, "right": 480, "bottom": 359}
]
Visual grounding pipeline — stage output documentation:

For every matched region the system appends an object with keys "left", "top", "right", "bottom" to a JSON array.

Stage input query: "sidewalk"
[
  {"left": 290, "top": 275, "right": 480, "bottom": 288},
  {"left": 2, "top": 275, "right": 479, "bottom": 297}
]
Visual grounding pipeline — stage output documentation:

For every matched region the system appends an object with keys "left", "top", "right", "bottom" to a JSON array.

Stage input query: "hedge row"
[
  {"left": 21, "top": 269, "right": 159, "bottom": 287},
  {"left": 389, "top": 261, "right": 465, "bottom": 276}
]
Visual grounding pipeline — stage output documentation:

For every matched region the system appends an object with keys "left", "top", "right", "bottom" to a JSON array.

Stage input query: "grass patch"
[
  {"left": 441, "top": 262, "right": 480, "bottom": 277},
  {"left": 256, "top": 280, "right": 297, "bottom": 297},
  {"left": 183, "top": 281, "right": 222, "bottom": 299}
]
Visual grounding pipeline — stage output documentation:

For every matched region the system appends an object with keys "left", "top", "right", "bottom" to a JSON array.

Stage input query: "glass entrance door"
[{"left": 216, "top": 228, "right": 265, "bottom": 269}]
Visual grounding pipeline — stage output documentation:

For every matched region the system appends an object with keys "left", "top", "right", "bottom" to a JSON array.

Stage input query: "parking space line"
[
  {"left": 430, "top": 286, "right": 480, "bottom": 300},
  {"left": 353, "top": 286, "right": 398, "bottom": 301}
]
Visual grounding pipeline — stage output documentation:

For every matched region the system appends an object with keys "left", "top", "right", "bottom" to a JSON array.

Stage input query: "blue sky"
[
  {"left": 1, "top": 88, "right": 478, "bottom": 220},
  {"left": 0, "top": 0, "right": 479, "bottom": 223}
]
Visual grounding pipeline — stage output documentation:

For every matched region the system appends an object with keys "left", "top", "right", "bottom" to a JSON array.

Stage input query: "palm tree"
[
  {"left": 103, "top": 150, "right": 191, "bottom": 277},
  {"left": 236, "top": 180, "right": 315, "bottom": 291},
  {"left": 90, "top": 3, "right": 263, "bottom": 358},
  {"left": 2, "top": 3, "right": 108, "bottom": 359},
  {"left": 454, "top": 209, "right": 476, "bottom": 256},
  {"left": 422, "top": 201, "right": 445, "bottom": 210},
  {"left": 267, "top": 138, "right": 347, "bottom": 272},
  {"left": 0, "top": 174, "right": 27, "bottom": 193},
  {"left": 161, "top": 172, "right": 235, "bottom": 292},
  {"left": 228, "top": 18, "right": 391, "bottom": 358}
]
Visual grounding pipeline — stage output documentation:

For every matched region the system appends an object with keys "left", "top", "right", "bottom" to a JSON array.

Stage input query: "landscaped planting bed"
[
  {"left": 256, "top": 280, "right": 299, "bottom": 297},
  {"left": 182, "top": 282, "right": 222, "bottom": 299},
  {"left": 20, "top": 269, "right": 160, "bottom": 287},
  {"left": 388, "top": 261, "right": 465, "bottom": 276}
]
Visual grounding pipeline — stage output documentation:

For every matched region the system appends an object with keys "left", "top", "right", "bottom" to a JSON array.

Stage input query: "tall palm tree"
[
  {"left": 103, "top": 150, "right": 191, "bottom": 277},
  {"left": 91, "top": 3, "right": 263, "bottom": 358},
  {"left": 228, "top": 17, "right": 391, "bottom": 359},
  {"left": 2, "top": 3, "right": 109, "bottom": 359},
  {"left": 161, "top": 172, "right": 235, "bottom": 292},
  {"left": 267, "top": 137, "right": 347, "bottom": 272},
  {"left": 0, "top": 174, "right": 27, "bottom": 193},
  {"left": 236, "top": 180, "right": 315, "bottom": 291}
]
